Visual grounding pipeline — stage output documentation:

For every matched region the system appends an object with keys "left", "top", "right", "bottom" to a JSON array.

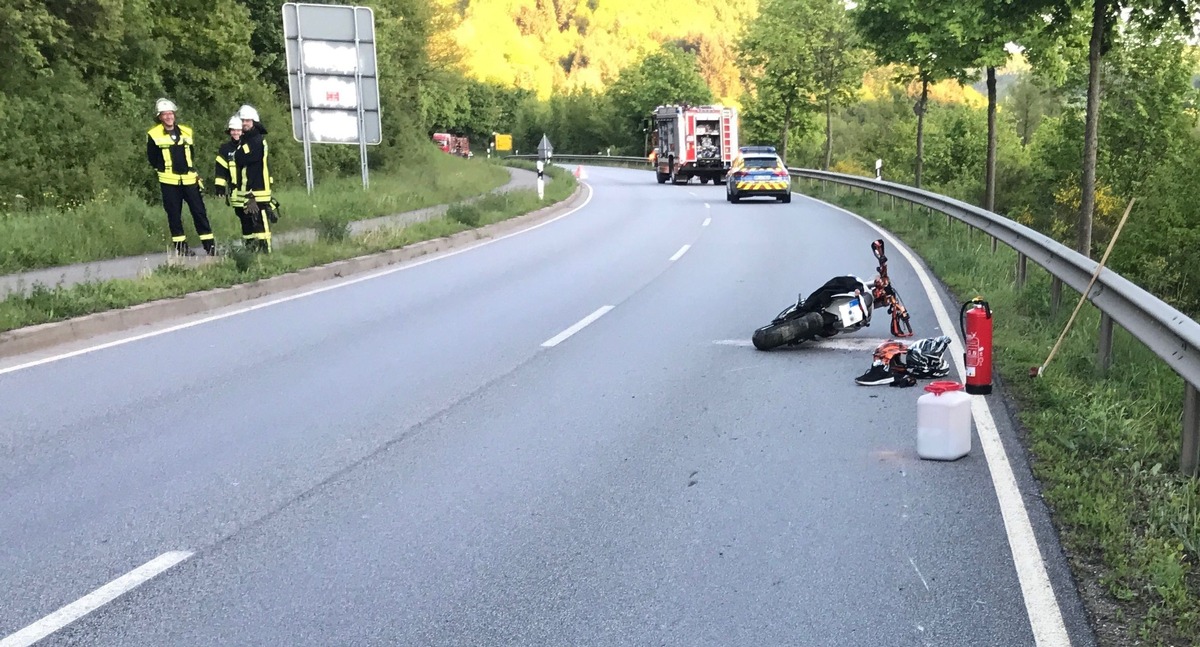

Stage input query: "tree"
[
  {"left": 740, "top": 0, "right": 870, "bottom": 168},
  {"left": 606, "top": 45, "right": 713, "bottom": 153},
  {"left": 808, "top": 0, "right": 871, "bottom": 169},
  {"left": 1004, "top": 72, "right": 1063, "bottom": 146},
  {"left": 852, "top": 0, "right": 977, "bottom": 187},
  {"left": 1023, "top": 0, "right": 1197, "bottom": 256},
  {"left": 967, "top": 1, "right": 1053, "bottom": 211},
  {"left": 738, "top": 0, "right": 815, "bottom": 165}
]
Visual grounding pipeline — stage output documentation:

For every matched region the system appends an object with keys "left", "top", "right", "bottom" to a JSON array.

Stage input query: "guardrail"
[
  {"left": 505, "top": 153, "right": 651, "bottom": 165},
  {"left": 789, "top": 168, "right": 1200, "bottom": 476}
]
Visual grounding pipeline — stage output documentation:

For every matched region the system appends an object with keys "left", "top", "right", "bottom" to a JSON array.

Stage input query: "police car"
[{"left": 726, "top": 145, "right": 792, "bottom": 203}]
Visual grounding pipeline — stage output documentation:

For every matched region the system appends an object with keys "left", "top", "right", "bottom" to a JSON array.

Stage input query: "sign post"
[
  {"left": 282, "top": 2, "right": 382, "bottom": 193},
  {"left": 536, "top": 160, "right": 545, "bottom": 200},
  {"left": 537, "top": 134, "right": 552, "bottom": 201}
]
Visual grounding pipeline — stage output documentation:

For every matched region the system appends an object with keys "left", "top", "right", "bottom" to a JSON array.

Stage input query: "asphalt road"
[{"left": 0, "top": 166, "right": 1095, "bottom": 646}]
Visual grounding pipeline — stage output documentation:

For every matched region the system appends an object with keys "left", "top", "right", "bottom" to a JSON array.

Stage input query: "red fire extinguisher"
[{"left": 959, "top": 298, "right": 993, "bottom": 395}]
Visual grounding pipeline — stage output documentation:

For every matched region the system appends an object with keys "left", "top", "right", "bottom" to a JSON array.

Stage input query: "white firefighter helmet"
[
  {"left": 237, "top": 104, "right": 260, "bottom": 122},
  {"left": 155, "top": 98, "right": 178, "bottom": 115},
  {"left": 227, "top": 115, "right": 242, "bottom": 131}
]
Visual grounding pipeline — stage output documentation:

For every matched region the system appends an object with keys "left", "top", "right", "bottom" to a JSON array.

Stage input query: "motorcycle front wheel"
[{"left": 751, "top": 312, "right": 825, "bottom": 351}]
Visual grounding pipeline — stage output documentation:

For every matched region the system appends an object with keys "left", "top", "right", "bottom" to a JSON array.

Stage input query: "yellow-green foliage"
[{"left": 443, "top": 0, "right": 756, "bottom": 104}]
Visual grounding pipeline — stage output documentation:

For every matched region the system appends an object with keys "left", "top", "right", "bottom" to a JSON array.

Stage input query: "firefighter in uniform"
[
  {"left": 233, "top": 104, "right": 275, "bottom": 253},
  {"left": 146, "top": 98, "right": 215, "bottom": 256},
  {"left": 212, "top": 115, "right": 251, "bottom": 245}
]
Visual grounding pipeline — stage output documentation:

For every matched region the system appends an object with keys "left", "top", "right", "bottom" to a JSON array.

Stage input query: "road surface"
[{"left": 0, "top": 166, "right": 1094, "bottom": 646}]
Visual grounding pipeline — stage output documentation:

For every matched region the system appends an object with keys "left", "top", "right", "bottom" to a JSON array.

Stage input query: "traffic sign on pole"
[{"left": 282, "top": 2, "right": 382, "bottom": 192}]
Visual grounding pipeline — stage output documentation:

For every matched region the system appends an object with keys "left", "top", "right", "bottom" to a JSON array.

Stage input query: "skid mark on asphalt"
[{"left": 712, "top": 337, "right": 891, "bottom": 351}]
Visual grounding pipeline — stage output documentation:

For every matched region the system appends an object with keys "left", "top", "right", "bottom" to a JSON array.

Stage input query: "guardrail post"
[
  {"left": 1098, "top": 312, "right": 1113, "bottom": 374},
  {"left": 1051, "top": 277, "right": 1063, "bottom": 315},
  {"left": 991, "top": 237, "right": 998, "bottom": 253},
  {"left": 1183, "top": 383, "right": 1199, "bottom": 477},
  {"left": 1016, "top": 253, "right": 1028, "bottom": 288}
]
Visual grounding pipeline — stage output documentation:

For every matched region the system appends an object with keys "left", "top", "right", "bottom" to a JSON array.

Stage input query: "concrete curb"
[{"left": 0, "top": 183, "right": 586, "bottom": 360}]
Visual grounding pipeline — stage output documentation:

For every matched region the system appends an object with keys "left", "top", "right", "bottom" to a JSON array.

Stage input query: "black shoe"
[
  {"left": 854, "top": 364, "right": 893, "bottom": 386},
  {"left": 202, "top": 240, "right": 216, "bottom": 256},
  {"left": 173, "top": 241, "right": 195, "bottom": 256}
]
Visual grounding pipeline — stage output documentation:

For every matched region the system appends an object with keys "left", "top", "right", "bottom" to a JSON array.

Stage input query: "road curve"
[{"left": 0, "top": 166, "right": 1095, "bottom": 647}]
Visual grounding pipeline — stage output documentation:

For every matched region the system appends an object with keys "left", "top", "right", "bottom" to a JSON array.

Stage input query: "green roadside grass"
[
  {"left": 0, "top": 148, "right": 510, "bottom": 274},
  {"left": 0, "top": 163, "right": 576, "bottom": 334},
  {"left": 799, "top": 183, "right": 1199, "bottom": 646}
]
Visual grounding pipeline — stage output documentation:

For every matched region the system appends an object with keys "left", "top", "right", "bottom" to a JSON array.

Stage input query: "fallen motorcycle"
[{"left": 751, "top": 239, "right": 913, "bottom": 351}]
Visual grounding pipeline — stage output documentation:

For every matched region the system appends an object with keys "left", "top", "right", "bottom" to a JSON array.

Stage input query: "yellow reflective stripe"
[
  {"left": 148, "top": 124, "right": 198, "bottom": 184},
  {"left": 198, "top": 233, "right": 214, "bottom": 241},
  {"left": 171, "top": 235, "right": 187, "bottom": 242},
  {"left": 263, "top": 142, "right": 271, "bottom": 194},
  {"left": 736, "top": 181, "right": 788, "bottom": 190},
  {"left": 157, "top": 173, "right": 198, "bottom": 185}
]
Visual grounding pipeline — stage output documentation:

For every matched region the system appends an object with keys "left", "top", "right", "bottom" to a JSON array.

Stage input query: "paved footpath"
[{"left": 0, "top": 167, "right": 540, "bottom": 298}]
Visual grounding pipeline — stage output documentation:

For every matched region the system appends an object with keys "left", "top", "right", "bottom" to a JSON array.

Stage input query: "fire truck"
[
  {"left": 432, "top": 133, "right": 472, "bottom": 158},
  {"left": 650, "top": 104, "right": 739, "bottom": 185}
]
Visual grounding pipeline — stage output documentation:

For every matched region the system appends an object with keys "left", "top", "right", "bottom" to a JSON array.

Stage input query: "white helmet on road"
[
  {"left": 155, "top": 98, "right": 178, "bottom": 115},
  {"left": 227, "top": 115, "right": 242, "bottom": 131},
  {"left": 237, "top": 104, "right": 260, "bottom": 121}
]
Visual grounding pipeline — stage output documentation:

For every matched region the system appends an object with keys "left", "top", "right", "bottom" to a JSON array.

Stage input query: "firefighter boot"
[
  {"left": 202, "top": 239, "right": 216, "bottom": 256},
  {"left": 173, "top": 240, "right": 195, "bottom": 257}
]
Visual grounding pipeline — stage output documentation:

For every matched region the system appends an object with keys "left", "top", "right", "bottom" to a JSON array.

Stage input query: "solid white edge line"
[
  {"left": 0, "top": 184, "right": 596, "bottom": 377},
  {"left": 0, "top": 551, "right": 193, "bottom": 647},
  {"left": 702, "top": 217, "right": 712, "bottom": 227},
  {"left": 669, "top": 244, "right": 691, "bottom": 261},
  {"left": 541, "top": 305, "right": 614, "bottom": 348},
  {"left": 803, "top": 194, "right": 1072, "bottom": 646}
]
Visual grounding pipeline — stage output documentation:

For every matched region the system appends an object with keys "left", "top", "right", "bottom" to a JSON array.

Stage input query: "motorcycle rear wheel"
[{"left": 751, "top": 312, "right": 825, "bottom": 350}]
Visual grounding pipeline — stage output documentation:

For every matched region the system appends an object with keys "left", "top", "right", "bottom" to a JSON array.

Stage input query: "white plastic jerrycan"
[{"left": 917, "top": 380, "right": 973, "bottom": 461}]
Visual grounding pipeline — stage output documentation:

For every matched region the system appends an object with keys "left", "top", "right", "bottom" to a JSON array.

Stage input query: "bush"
[
  {"left": 229, "top": 245, "right": 257, "bottom": 273},
  {"left": 446, "top": 203, "right": 482, "bottom": 227},
  {"left": 316, "top": 211, "right": 351, "bottom": 242}
]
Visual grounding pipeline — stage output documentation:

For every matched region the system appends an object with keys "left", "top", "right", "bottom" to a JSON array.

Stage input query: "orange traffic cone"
[{"left": 574, "top": 165, "right": 587, "bottom": 179}]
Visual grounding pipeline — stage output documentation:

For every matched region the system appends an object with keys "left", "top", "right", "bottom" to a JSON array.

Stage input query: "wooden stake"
[{"left": 1033, "top": 198, "right": 1135, "bottom": 377}]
